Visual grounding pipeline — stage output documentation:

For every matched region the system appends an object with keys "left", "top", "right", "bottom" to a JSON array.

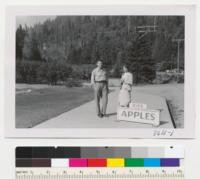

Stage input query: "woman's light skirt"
[{"left": 119, "top": 89, "right": 131, "bottom": 107}]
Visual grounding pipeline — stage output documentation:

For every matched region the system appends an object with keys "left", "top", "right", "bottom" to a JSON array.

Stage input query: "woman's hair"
[{"left": 123, "top": 64, "right": 130, "bottom": 72}]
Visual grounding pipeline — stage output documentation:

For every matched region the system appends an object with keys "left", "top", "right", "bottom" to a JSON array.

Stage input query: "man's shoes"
[
  {"left": 102, "top": 114, "right": 107, "bottom": 117},
  {"left": 98, "top": 113, "right": 103, "bottom": 118},
  {"left": 98, "top": 113, "right": 108, "bottom": 118}
]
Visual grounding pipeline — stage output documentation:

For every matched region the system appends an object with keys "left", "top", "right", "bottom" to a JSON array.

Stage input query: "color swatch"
[
  {"left": 16, "top": 158, "right": 181, "bottom": 167},
  {"left": 87, "top": 159, "right": 107, "bottom": 167},
  {"left": 16, "top": 146, "right": 184, "bottom": 158},
  {"left": 107, "top": 158, "right": 124, "bottom": 167},
  {"left": 16, "top": 147, "right": 183, "bottom": 168}
]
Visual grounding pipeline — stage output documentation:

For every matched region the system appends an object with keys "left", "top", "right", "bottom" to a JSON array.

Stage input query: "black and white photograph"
[
  {"left": 5, "top": 5, "right": 195, "bottom": 138},
  {"left": 15, "top": 15, "right": 185, "bottom": 129}
]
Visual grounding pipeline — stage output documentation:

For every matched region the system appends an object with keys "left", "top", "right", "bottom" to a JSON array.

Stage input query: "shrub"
[
  {"left": 152, "top": 72, "right": 184, "bottom": 84},
  {"left": 177, "top": 74, "right": 184, "bottom": 83},
  {"left": 36, "top": 63, "right": 48, "bottom": 83},
  {"left": 16, "top": 60, "right": 74, "bottom": 85},
  {"left": 44, "top": 62, "right": 73, "bottom": 85},
  {"left": 16, "top": 61, "right": 41, "bottom": 83},
  {"left": 64, "top": 79, "right": 82, "bottom": 87}
]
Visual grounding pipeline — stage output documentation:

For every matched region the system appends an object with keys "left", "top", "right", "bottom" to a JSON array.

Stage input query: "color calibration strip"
[
  {"left": 16, "top": 146, "right": 184, "bottom": 159},
  {"left": 16, "top": 158, "right": 180, "bottom": 167},
  {"left": 16, "top": 146, "right": 183, "bottom": 168}
]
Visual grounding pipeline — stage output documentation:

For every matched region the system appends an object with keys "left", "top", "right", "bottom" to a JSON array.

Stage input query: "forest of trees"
[{"left": 16, "top": 16, "right": 184, "bottom": 85}]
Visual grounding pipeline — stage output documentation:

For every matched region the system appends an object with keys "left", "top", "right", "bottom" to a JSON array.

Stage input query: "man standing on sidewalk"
[{"left": 91, "top": 61, "right": 108, "bottom": 118}]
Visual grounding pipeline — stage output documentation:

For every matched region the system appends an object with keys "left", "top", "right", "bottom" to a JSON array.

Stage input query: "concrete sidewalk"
[{"left": 35, "top": 88, "right": 174, "bottom": 128}]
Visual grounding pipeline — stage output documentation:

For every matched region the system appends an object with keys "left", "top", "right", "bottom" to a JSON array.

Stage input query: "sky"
[{"left": 16, "top": 16, "right": 56, "bottom": 28}]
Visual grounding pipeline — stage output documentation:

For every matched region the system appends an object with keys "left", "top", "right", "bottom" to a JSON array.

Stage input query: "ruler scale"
[
  {"left": 16, "top": 147, "right": 184, "bottom": 179},
  {"left": 16, "top": 168, "right": 184, "bottom": 179}
]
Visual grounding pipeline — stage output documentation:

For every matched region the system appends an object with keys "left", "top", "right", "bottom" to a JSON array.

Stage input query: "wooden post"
[{"left": 172, "top": 39, "right": 184, "bottom": 72}]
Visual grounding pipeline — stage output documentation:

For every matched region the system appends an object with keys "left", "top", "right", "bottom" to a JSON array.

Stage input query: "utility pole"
[
  {"left": 153, "top": 16, "right": 157, "bottom": 32},
  {"left": 127, "top": 16, "right": 131, "bottom": 34},
  {"left": 135, "top": 16, "right": 158, "bottom": 39},
  {"left": 172, "top": 39, "right": 184, "bottom": 72},
  {"left": 133, "top": 16, "right": 158, "bottom": 84}
]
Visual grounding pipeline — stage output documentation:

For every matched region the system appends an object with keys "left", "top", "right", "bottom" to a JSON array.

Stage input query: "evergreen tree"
[
  {"left": 124, "top": 33, "right": 156, "bottom": 84},
  {"left": 23, "top": 29, "right": 42, "bottom": 61},
  {"left": 16, "top": 25, "right": 26, "bottom": 61}
]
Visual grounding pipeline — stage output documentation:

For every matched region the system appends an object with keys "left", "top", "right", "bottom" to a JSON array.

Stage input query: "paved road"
[{"left": 35, "top": 87, "right": 173, "bottom": 128}]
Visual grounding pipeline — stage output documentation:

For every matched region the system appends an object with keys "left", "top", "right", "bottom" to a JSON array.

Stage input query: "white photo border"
[{"left": 5, "top": 5, "right": 196, "bottom": 138}]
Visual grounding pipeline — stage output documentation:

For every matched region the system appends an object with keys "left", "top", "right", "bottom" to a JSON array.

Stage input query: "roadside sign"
[
  {"left": 129, "top": 103, "right": 147, "bottom": 110},
  {"left": 117, "top": 107, "right": 160, "bottom": 126}
]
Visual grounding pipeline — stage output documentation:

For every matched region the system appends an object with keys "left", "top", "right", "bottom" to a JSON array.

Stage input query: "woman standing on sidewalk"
[{"left": 119, "top": 64, "right": 133, "bottom": 107}]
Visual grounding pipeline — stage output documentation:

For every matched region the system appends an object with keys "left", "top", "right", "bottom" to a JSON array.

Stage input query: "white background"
[
  {"left": 0, "top": 0, "right": 199, "bottom": 178},
  {"left": 4, "top": 5, "right": 195, "bottom": 139}
]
